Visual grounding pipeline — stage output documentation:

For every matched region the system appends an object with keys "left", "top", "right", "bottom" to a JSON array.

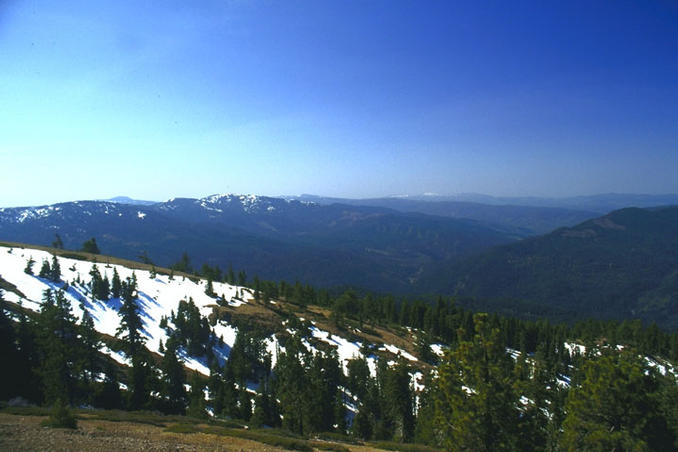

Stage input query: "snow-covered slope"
[{"left": 0, "top": 244, "right": 405, "bottom": 379}]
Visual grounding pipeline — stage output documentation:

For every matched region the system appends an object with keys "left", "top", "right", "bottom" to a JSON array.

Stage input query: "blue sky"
[{"left": 1, "top": 0, "right": 677, "bottom": 206}]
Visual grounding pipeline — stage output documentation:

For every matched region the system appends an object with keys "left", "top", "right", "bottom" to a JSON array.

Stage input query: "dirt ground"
[
  {"left": 0, "top": 413, "right": 388, "bottom": 452},
  {"left": 0, "top": 413, "right": 286, "bottom": 451}
]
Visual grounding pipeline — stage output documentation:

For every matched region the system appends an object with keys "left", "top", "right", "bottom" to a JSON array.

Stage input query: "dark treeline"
[
  {"left": 191, "top": 257, "right": 678, "bottom": 364},
  {"left": 3, "top": 251, "right": 678, "bottom": 450}
]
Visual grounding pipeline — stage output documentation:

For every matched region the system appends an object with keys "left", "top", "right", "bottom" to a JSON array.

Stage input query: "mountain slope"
[
  {"left": 0, "top": 243, "right": 424, "bottom": 376},
  {"left": 0, "top": 195, "right": 517, "bottom": 293},
  {"left": 293, "top": 195, "right": 597, "bottom": 235},
  {"left": 429, "top": 193, "right": 678, "bottom": 214},
  {"left": 431, "top": 206, "right": 678, "bottom": 328}
]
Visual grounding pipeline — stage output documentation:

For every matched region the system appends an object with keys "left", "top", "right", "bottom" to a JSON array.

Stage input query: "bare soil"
[
  {"left": 0, "top": 413, "right": 284, "bottom": 451},
  {"left": 0, "top": 413, "right": 388, "bottom": 452}
]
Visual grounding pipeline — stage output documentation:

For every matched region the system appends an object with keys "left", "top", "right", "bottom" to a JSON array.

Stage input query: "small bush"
[{"left": 42, "top": 399, "right": 77, "bottom": 429}]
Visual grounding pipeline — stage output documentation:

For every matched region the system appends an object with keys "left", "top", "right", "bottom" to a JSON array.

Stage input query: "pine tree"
[
  {"left": 207, "top": 362, "right": 225, "bottom": 416},
  {"left": 562, "top": 349, "right": 675, "bottom": 451},
  {"left": 89, "top": 265, "right": 110, "bottom": 300},
  {"left": 111, "top": 268, "right": 121, "bottom": 298},
  {"left": 39, "top": 259, "right": 51, "bottom": 279},
  {"left": 37, "top": 289, "right": 79, "bottom": 405},
  {"left": 205, "top": 278, "right": 214, "bottom": 297},
  {"left": 94, "top": 360, "right": 122, "bottom": 409},
  {"left": 50, "top": 254, "right": 61, "bottom": 282},
  {"left": 251, "top": 378, "right": 280, "bottom": 427},
  {"left": 172, "top": 252, "right": 192, "bottom": 273},
  {"left": 15, "top": 304, "right": 42, "bottom": 403},
  {"left": 414, "top": 371, "right": 438, "bottom": 446},
  {"left": 274, "top": 336, "right": 309, "bottom": 434},
  {"left": 0, "top": 290, "right": 20, "bottom": 401},
  {"left": 347, "top": 357, "right": 371, "bottom": 400},
  {"left": 434, "top": 313, "right": 520, "bottom": 451},
  {"left": 187, "top": 372, "right": 208, "bottom": 419},
  {"left": 221, "top": 363, "right": 239, "bottom": 418},
  {"left": 116, "top": 276, "right": 143, "bottom": 357},
  {"left": 159, "top": 336, "right": 187, "bottom": 414},
  {"left": 52, "top": 233, "right": 64, "bottom": 250},
  {"left": 128, "top": 348, "right": 155, "bottom": 410},
  {"left": 76, "top": 309, "right": 101, "bottom": 402},
  {"left": 383, "top": 361, "right": 415, "bottom": 442},
  {"left": 24, "top": 257, "right": 35, "bottom": 275},
  {"left": 81, "top": 237, "right": 100, "bottom": 254},
  {"left": 115, "top": 275, "right": 154, "bottom": 409}
]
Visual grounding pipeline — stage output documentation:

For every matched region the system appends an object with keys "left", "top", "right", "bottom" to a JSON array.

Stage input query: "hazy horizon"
[
  {"left": 4, "top": 190, "right": 678, "bottom": 210},
  {"left": 2, "top": 1, "right": 677, "bottom": 207}
]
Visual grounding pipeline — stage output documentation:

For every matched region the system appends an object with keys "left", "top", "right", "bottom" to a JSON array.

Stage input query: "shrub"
[{"left": 42, "top": 399, "right": 77, "bottom": 429}]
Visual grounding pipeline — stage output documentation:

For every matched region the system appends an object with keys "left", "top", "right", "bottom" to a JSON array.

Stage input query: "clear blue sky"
[{"left": 1, "top": 0, "right": 677, "bottom": 206}]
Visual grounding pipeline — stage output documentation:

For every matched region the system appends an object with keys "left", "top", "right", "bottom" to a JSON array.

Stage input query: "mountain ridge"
[
  {"left": 431, "top": 205, "right": 678, "bottom": 329},
  {"left": 0, "top": 195, "right": 517, "bottom": 293}
]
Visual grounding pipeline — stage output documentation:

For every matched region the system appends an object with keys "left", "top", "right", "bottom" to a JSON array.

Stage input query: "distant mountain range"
[
  {"left": 0, "top": 194, "right": 516, "bottom": 293},
  {"left": 289, "top": 195, "right": 598, "bottom": 235},
  {"left": 429, "top": 205, "right": 678, "bottom": 329},
  {"left": 104, "top": 196, "right": 158, "bottom": 206},
  {"left": 437, "top": 193, "right": 678, "bottom": 214},
  {"left": 3, "top": 193, "right": 678, "bottom": 328}
]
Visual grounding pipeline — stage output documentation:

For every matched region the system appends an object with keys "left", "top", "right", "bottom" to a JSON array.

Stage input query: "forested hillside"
[
  {"left": 425, "top": 206, "right": 678, "bottom": 329},
  {"left": 0, "top": 195, "right": 516, "bottom": 293},
  {"left": 2, "top": 243, "right": 678, "bottom": 450}
]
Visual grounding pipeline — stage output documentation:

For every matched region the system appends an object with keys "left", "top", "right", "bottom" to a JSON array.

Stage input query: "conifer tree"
[
  {"left": 187, "top": 372, "right": 208, "bottom": 419},
  {"left": 81, "top": 237, "right": 100, "bottom": 254},
  {"left": 562, "top": 349, "right": 676, "bottom": 450},
  {"left": 274, "top": 336, "right": 309, "bottom": 434},
  {"left": 383, "top": 361, "right": 415, "bottom": 442},
  {"left": 37, "top": 289, "right": 78, "bottom": 405},
  {"left": 251, "top": 378, "right": 280, "bottom": 427},
  {"left": 116, "top": 276, "right": 143, "bottom": 357},
  {"left": 414, "top": 371, "right": 439, "bottom": 446},
  {"left": 221, "top": 362, "right": 239, "bottom": 418},
  {"left": 76, "top": 309, "right": 101, "bottom": 401},
  {"left": 128, "top": 348, "right": 156, "bottom": 410},
  {"left": 111, "top": 268, "right": 121, "bottom": 298},
  {"left": 89, "top": 265, "right": 110, "bottom": 300},
  {"left": 207, "top": 362, "right": 225, "bottom": 415},
  {"left": 50, "top": 254, "right": 61, "bottom": 282},
  {"left": 116, "top": 274, "right": 155, "bottom": 409},
  {"left": 434, "top": 313, "right": 520, "bottom": 451},
  {"left": 52, "top": 233, "right": 64, "bottom": 250},
  {"left": 159, "top": 336, "right": 187, "bottom": 414},
  {"left": 238, "top": 385, "right": 253, "bottom": 421},
  {"left": 15, "top": 304, "right": 42, "bottom": 403},
  {"left": 94, "top": 360, "right": 122, "bottom": 409},
  {"left": 39, "top": 259, "right": 51, "bottom": 279},
  {"left": 0, "top": 290, "right": 20, "bottom": 401},
  {"left": 24, "top": 257, "right": 35, "bottom": 275},
  {"left": 205, "top": 278, "right": 214, "bottom": 297}
]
